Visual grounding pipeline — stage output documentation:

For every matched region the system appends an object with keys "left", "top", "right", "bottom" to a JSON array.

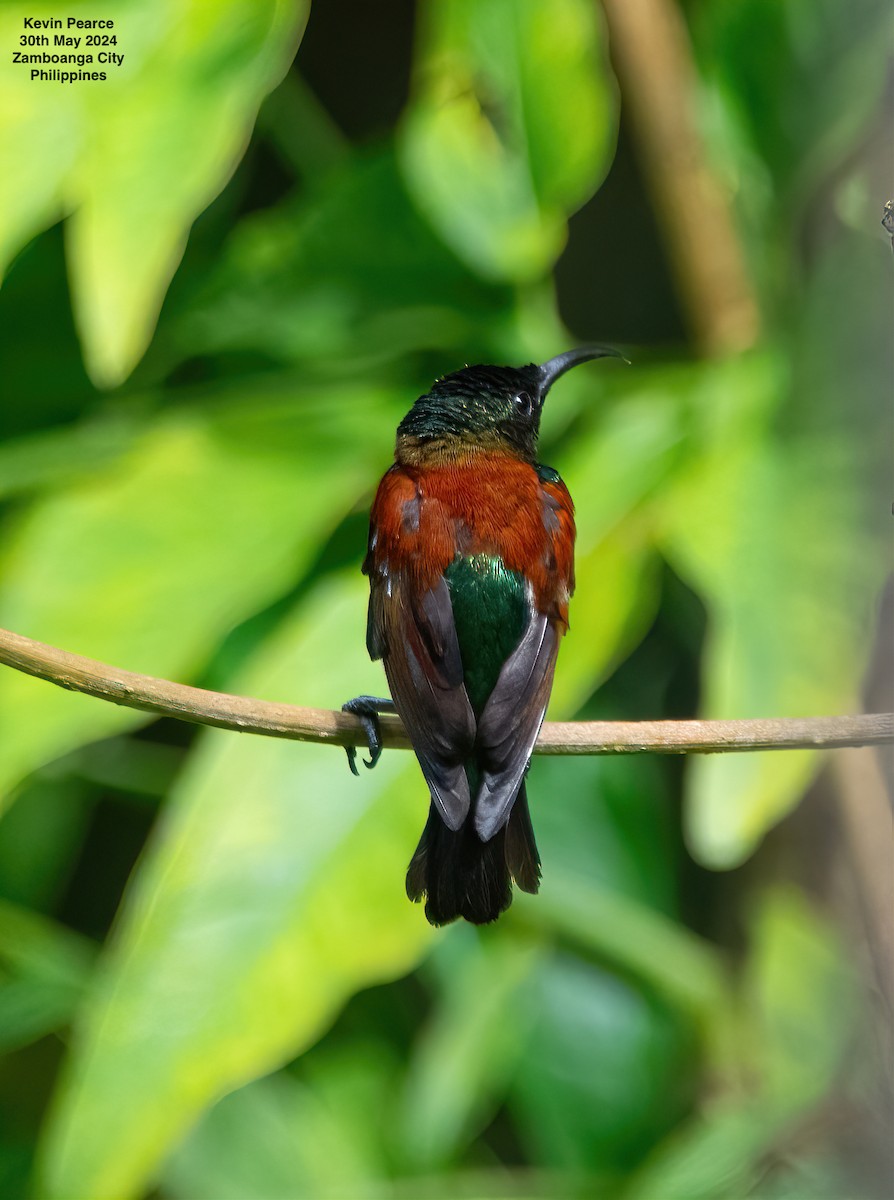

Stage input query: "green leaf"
[
  {"left": 530, "top": 754, "right": 679, "bottom": 916},
  {"left": 37, "top": 574, "right": 435, "bottom": 1200},
  {"left": 626, "top": 1105, "right": 784, "bottom": 1200},
  {"left": 399, "top": 0, "right": 617, "bottom": 282},
  {"left": 510, "top": 952, "right": 692, "bottom": 1172},
  {"left": 0, "top": 414, "right": 140, "bottom": 501},
  {"left": 0, "top": 1, "right": 308, "bottom": 386},
  {"left": 0, "top": 52, "right": 78, "bottom": 269},
  {"left": 742, "top": 887, "right": 855, "bottom": 1114},
  {"left": 698, "top": 0, "right": 892, "bottom": 208},
  {"left": 164, "top": 1065, "right": 389, "bottom": 1200},
  {"left": 514, "top": 873, "right": 728, "bottom": 1022},
  {"left": 163, "top": 1075, "right": 324, "bottom": 1200},
  {"left": 549, "top": 530, "right": 661, "bottom": 717},
  {"left": 181, "top": 148, "right": 516, "bottom": 369},
  {"left": 0, "top": 388, "right": 386, "bottom": 806},
  {"left": 0, "top": 900, "right": 95, "bottom": 1053},
  {"left": 661, "top": 240, "right": 889, "bottom": 868},
  {"left": 549, "top": 384, "right": 688, "bottom": 714},
  {"left": 626, "top": 888, "right": 856, "bottom": 1200},
  {"left": 0, "top": 774, "right": 92, "bottom": 911},
  {"left": 400, "top": 927, "right": 542, "bottom": 1168}
]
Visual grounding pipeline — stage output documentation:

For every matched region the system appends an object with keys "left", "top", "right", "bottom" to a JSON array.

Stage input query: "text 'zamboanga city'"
[{"left": 16, "top": 17, "right": 123, "bottom": 80}]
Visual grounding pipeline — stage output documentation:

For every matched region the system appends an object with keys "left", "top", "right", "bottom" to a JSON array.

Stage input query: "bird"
[{"left": 344, "top": 347, "right": 621, "bottom": 926}]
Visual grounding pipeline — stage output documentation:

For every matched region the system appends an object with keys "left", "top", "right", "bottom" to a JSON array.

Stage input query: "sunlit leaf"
[
  {"left": 0, "top": 387, "right": 389, "bottom": 807},
  {"left": 37, "top": 574, "right": 435, "bottom": 1200},
  {"left": 0, "top": 0, "right": 308, "bottom": 386},
  {"left": 399, "top": 0, "right": 617, "bottom": 282},
  {"left": 0, "top": 414, "right": 140, "bottom": 501},
  {"left": 0, "top": 65, "right": 78, "bottom": 271},
  {"left": 550, "top": 384, "right": 688, "bottom": 714},
  {"left": 550, "top": 531, "right": 661, "bottom": 716}
]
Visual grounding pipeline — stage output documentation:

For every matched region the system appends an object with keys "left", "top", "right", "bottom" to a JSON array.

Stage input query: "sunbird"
[{"left": 345, "top": 347, "right": 621, "bottom": 926}]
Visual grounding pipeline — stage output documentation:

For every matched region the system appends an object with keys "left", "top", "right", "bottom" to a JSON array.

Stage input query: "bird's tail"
[{"left": 406, "top": 784, "right": 540, "bottom": 926}]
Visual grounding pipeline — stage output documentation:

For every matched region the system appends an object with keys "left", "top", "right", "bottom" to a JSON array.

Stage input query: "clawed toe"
[{"left": 341, "top": 696, "right": 395, "bottom": 774}]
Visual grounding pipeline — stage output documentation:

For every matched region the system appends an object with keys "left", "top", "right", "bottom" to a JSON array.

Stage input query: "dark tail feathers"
[{"left": 406, "top": 785, "right": 540, "bottom": 926}]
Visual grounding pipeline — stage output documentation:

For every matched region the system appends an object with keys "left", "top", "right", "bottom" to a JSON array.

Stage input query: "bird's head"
[{"left": 396, "top": 346, "right": 622, "bottom": 464}]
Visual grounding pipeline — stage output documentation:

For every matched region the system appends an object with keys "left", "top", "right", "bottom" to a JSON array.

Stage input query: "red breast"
[{"left": 367, "top": 453, "right": 575, "bottom": 628}]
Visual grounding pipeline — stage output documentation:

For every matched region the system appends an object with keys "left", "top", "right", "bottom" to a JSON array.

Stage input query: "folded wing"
[
  {"left": 474, "top": 608, "right": 560, "bottom": 839},
  {"left": 370, "top": 573, "right": 476, "bottom": 830}
]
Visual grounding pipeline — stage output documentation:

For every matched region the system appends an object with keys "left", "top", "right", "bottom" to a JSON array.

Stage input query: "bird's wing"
[
  {"left": 471, "top": 467, "right": 573, "bottom": 840},
  {"left": 364, "top": 467, "right": 476, "bottom": 830},
  {"left": 473, "top": 606, "right": 560, "bottom": 840},
  {"left": 370, "top": 571, "right": 476, "bottom": 831}
]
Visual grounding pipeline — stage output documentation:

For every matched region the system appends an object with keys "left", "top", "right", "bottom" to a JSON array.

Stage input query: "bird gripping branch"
[{"left": 344, "top": 347, "right": 621, "bottom": 926}]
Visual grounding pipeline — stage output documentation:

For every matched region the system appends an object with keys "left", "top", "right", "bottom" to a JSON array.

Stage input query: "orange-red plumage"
[{"left": 367, "top": 451, "right": 576, "bottom": 627}]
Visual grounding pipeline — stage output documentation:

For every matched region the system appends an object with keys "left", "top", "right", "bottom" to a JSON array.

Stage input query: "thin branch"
[{"left": 0, "top": 627, "right": 891, "bottom": 756}]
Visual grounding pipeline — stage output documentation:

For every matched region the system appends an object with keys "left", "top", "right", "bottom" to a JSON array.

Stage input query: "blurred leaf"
[
  {"left": 37, "top": 574, "right": 435, "bottom": 1200},
  {"left": 742, "top": 887, "right": 855, "bottom": 1113},
  {"left": 0, "top": 774, "right": 91, "bottom": 911},
  {"left": 164, "top": 1063, "right": 389, "bottom": 1200},
  {"left": 0, "top": 900, "right": 95, "bottom": 1053},
  {"left": 66, "top": 735, "right": 182, "bottom": 800},
  {"left": 511, "top": 952, "right": 691, "bottom": 1172},
  {"left": 748, "top": 1153, "right": 854, "bottom": 1200},
  {"left": 0, "top": 388, "right": 387, "bottom": 806},
  {"left": 551, "top": 531, "right": 661, "bottom": 716},
  {"left": 626, "top": 1105, "right": 782, "bottom": 1200},
  {"left": 256, "top": 70, "right": 351, "bottom": 181},
  {"left": 531, "top": 754, "right": 678, "bottom": 916},
  {"left": 0, "top": 31, "right": 78, "bottom": 272},
  {"left": 0, "top": 1136, "right": 32, "bottom": 1200},
  {"left": 163, "top": 1074, "right": 323, "bottom": 1200},
  {"left": 297, "top": 1040, "right": 400, "bottom": 1188},
  {"left": 399, "top": 0, "right": 617, "bottom": 282},
  {"left": 699, "top": 0, "right": 892, "bottom": 209},
  {"left": 661, "top": 243, "right": 889, "bottom": 867},
  {"left": 400, "top": 927, "right": 542, "bottom": 1168},
  {"left": 515, "top": 874, "right": 728, "bottom": 1022},
  {"left": 0, "top": 0, "right": 308, "bottom": 386},
  {"left": 550, "top": 383, "right": 688, "bottom": 714},
  {"left": 180, "top": 148, "right": 515, "bottom": 369},
  {"left": 0, "top": 415, "right": 141, "bottom": 501},
  {"left": 627, "top": 888, "right": 856, "bottom": 1200}
]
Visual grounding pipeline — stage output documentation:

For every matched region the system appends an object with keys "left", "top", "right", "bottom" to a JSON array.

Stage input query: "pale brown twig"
[{"left": 0, "top": 627, "right": 890, "bottom": 756}]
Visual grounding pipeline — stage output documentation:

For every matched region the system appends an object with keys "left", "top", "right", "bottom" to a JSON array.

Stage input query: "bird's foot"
[{"left": 341, "top": 696, "right": 396, "bottom": 774}]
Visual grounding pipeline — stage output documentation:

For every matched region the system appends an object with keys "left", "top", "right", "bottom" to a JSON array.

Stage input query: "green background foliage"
[{"left": 0, "top": 0, "right": 890, "bottom": 1197}]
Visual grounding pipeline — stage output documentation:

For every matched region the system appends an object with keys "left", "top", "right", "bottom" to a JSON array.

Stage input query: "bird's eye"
[{"left": 513, "top": 391, "right": 533, "bottom": 417}]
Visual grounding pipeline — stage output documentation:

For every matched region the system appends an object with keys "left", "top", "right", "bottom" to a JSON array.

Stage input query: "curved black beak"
[{"left": 537, "top": 345, "right": 626, "bottom": 399}]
